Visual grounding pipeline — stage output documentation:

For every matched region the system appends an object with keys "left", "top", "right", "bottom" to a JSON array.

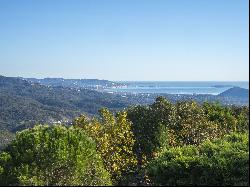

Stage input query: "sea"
[{"left": 104, "top": 81, "right": 249, "bottom": 95}]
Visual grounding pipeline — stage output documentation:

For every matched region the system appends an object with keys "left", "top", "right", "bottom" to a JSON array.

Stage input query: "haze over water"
[{"left": 104, "top": 81, "right": 249, "bottom": 95}]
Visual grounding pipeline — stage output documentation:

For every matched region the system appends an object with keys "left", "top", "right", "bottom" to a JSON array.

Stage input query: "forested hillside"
[
  {"left": 0, "top": 75, "right": 249, "bottom": 133},
  {"left": 0, "top": 76, "right": 149, "bottom": 132},
  {"left": 0, "top": 97, "right": 248, "bottom": 186}
]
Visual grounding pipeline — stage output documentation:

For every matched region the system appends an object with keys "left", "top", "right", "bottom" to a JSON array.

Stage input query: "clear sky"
[{"left": 0, "top": 0, "right": 249, "bottom": 81}]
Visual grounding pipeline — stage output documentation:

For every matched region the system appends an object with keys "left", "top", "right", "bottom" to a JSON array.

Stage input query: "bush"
[
  {"left": 203, "top": 102, "right": 249, "bottom": 133},
  {"left": 0, "top": 124, "right": 112, "bottom": 186},
  {"left": 126, "top": 98, "right": 220, "bottom": 163},
  {"left": 126, "top": 97, "right": 175, "bottom": 164},
  {"left": 74, "top": 108, "right": 137, "bottom": 184},
  {"left": 147, "top": 132, "right": 249, "bottom": 186}
]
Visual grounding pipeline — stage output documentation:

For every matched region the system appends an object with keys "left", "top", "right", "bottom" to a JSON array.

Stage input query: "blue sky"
[{"left": 0, "top": 0, "right": 248, "bottom": 81}]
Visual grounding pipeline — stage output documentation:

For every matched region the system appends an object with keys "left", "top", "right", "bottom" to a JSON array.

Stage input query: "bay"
[{"left": 104, "top": 81, "right": 249, "bottom": 95}]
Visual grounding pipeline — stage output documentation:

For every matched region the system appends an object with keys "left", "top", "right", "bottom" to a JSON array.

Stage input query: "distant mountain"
[
  {"left": 22, "top": 77, "right": 124, "bottom": 90},
  {"left": 0, "top": 76, "right": 147, "bottom": 132},
  {"left": 219, "top": 87, "right": 249, "bottom": 98},
  {"left": 0, "top": 76, "right": 249, "bottom": 133}
]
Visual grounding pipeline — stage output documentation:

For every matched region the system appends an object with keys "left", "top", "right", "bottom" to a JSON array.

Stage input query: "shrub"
[
  {"left": 147, "top": 132, "right": 249, "bottom": 186},
  {"left": 174, "top": 101, "right": 220, "bottom": 145},
  {"left": 126, "top": 98, "right": 220, "bottom": 163},
  {"left": 74, "top": 108, "right": 137, "bottom": 184},
  {"left": 203, "top": 102, "right": 249, "bottom": 133},
  {"left": 126, "top": 97, "right": 175, "bottom": 164},
  {"left": 0, "top": 125, "right": 112, "bottom": 186}
]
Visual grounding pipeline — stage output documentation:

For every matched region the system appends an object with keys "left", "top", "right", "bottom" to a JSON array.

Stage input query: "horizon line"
[{"left": 1, "top": 75, "right": 249, "bottom": 82}]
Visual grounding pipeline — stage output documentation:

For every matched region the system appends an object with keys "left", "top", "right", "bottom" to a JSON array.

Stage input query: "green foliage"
[
  {"left": 231, "top": 105, "right": 249, "bottom": 132},
  {"left": 127, "top": 98, "right": 217, "bottom": 163},
  {"left": 74, "top": 108, "right": 137, "bottom": 184},
  {"left": 203, "top": 102, "right": 249, "bottom": 134},
  {"left": 0, "top": 76, "right": 151, "bottom": 133},
  {"left": 0, "top": 125, "right": 112, "bottom": 186},
  {"left": 126, "top": 97, "right": 249, "bottom": 185},
  {"left": 203, "top": 102, "right": 236, "bottom": 133},
  {"left": 147, "top": 132, "right": 249, "bottom": 186},
  {"left": 127, "top": 98, "right": 249, "bottom": 163},
  {"left": 1, "top": 76, "right": 248, "bottom": 135},
  {"left": 0, "top": 93, "right": 248, "bottom": 186},
  {"left": 174, "top": 101, "right": 220, "bottom": 145}
]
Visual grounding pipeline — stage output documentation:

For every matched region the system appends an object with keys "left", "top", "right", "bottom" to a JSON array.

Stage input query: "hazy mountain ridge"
[
  {"left": 22, "top": 77, "right": 124, "bottom": 90},
  {"left": 219, "top": 86, "right": 249, "bottom": 98},
  {"left": 0, "top": 76, "right": 248, "bottom": 132},
  {"left": 0, "top": 76, "right": 148, "bottom": 132}
]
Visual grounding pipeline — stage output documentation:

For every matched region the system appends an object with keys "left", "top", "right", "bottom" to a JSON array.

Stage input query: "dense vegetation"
[
  {"left": 0, "top": 76, "right": 248, "bottom": 134},
  {"left": 0, "top": 76, "right": 148, "bottom": 132},
  {"left": 0, "top": 96, "right": 248, "bottom": 186},
  {"left": 126, "top": 97, "right": 248, "bottom": 165},
  {"left": 0, "top": 125, "right": 111, "bottom": 186},
  {"left": 74, "top": 109, "right": 137, "bottom": 184},
  {"left": 147, "top": 133, "right": 249, "bottom": 186},
  {"left": 0, "top": 130, "right": 14, "bottom": 150}
]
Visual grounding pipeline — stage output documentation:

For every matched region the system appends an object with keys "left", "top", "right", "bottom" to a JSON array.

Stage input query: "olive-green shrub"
[
  {"left": 147, "top": 132, "right": 249, "bottom": 186},
  {"left": 74, "top": 108, "right": 137, "bottom": 184},
  {"left": 0, "top": 125, "right": 112, "bottom": 186}
]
